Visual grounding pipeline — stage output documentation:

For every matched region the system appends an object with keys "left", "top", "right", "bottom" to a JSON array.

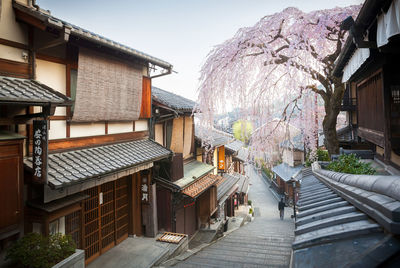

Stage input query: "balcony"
[{"left": 341, "top": 97, "right": 357, "bottom": 111}]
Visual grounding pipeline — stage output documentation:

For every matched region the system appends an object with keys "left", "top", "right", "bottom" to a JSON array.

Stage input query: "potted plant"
[{"left": 6, "top": 232, "right": 83, "bottom": 268}]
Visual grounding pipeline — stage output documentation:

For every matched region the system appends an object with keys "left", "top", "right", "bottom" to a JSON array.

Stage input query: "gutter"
[{"left": 13, "top": 2, "right": 173, "bottom": 71}]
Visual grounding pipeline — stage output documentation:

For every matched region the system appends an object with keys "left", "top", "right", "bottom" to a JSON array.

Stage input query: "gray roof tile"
[
  {"left": 13, "top": 2, "right": 172, "bottom": 70},
  {"left": 0, "top": 76, "right": 70, "bottom": 105},
  {"left": 293, "top": 172, "right": 400, "bottom": 267},
  {"left": 25, "top": 139, "right": 171, "bottom": 189},
  {"left": 225, "top": 140, "right": 244, "bottom": 153},
  {"left": 272, "top": 163, "right": 302, "bottom": 182},
  {"left": 195, "top": 126, "right": 233, "bottom": 147},
  {"left": 218, "top": 173, "right": 240, "bottom": 201},
  {"left": 152, "top": 86, "right": 196, "bottom": 112}
]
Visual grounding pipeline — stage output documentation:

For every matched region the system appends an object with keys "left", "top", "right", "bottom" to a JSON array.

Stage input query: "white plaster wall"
[
  {"left": 196, "top": 147, "right": 203, "bottom": 162},
  {"left": 391, "top": 151, "right": 400, "bottom": 166},
  {"left": 70, "top": 123, "right": 105, "bottom": 137},
  {"left": 293, "top": 150, "right": 304, "bottom": 164},
  {"left": 213, "top": 148, "right": 218, "bottom": 175},
  {"left": 376, "top": 146, "right": 384, "bottom": 156},
  {"left": 155, "top": 123, "right": 163, "bottom": 145},
  {"left": 135, "top": 120, "right": 148, "bottom": 131},
  {"left": 36, "top": 59, "right": 67, "bottom": 116},
  {"left": 0, "top": 44, "right": 27, "bottom": 63},
  {"left": 33, "top": 106, "right": 42, "bottom": 113},
  {"left": 48, "top": 120, "right": 67, "bottom": 140},
  {"left": 108, "top": 122, "right": 133, "bottom": 134},
  {"left": 0, "top": 0, "right": 28, "bottom": 44},
  {"left": 282, "top": 149, "right": 294, "bottom": 167}
]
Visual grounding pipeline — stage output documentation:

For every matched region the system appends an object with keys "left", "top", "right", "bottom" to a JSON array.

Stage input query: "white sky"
[{"left": 37, "top": 0, "right": 364, "bottom": 101}]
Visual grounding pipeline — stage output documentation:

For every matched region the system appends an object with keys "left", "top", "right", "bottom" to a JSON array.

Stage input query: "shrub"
[
  {"left": 249, "top": 208, "right": 253, "bottom": 215},
  {"left": 247, "top": 200, "right": 252, "bottom": 206},
  {"left": 261, "top": 166, "right": 273, "bottom": 179},
  {"left": 326, "top": 154, "right": 376, "bottom": 175},
  {"left": 6, "top": 233, "right": 76, "bottom": 268},
  {"left": 305, "top": 149, "right": 330, "bottom": 166}
]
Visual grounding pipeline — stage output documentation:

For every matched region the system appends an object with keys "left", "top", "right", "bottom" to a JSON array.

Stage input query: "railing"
[{"left": 341, "top": 97, "right": 357, "bottom": 110}]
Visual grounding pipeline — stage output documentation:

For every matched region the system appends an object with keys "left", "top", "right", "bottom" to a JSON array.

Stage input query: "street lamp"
[{"left": 292, "top": 180, "right": 297, "bottom": 220}]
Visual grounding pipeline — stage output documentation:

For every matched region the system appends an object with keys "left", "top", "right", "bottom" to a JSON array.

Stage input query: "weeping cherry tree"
[{"left": 196, "top": 5, "right": 361, "bottom": 159}]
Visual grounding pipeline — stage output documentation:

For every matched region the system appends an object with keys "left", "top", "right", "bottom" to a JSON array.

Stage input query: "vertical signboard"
[
  {"left": 218, "top": 146, "right": 225, "bottom": 170},
  {"left": 33, "top": 120, "right": 48, "bottom": 184},
  {"left": 141, "top": 174, "right": 150, "bottom": 204}
]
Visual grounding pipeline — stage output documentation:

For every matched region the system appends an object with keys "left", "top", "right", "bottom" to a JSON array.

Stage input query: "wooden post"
[{"left": 382, "top": 68, "right": 392, "bottom": 163}]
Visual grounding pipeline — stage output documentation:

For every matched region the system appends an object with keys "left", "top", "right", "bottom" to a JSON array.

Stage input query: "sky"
[{"left": 37, "top": 0, "right": 364, "bottom": 101}]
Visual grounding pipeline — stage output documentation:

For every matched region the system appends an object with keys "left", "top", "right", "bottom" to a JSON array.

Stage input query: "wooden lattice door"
[
  {"left": 83, "top": 186, "right": 100, "bottom": 262},
  {"left": 83, "top": 177, "right": 130, "bottom": 263},
  {"left": 100, "top": 181, "right": 116, "bottom": 252},
  {"left": 115, "top": 177, "right": 129, "bottom": 243}
]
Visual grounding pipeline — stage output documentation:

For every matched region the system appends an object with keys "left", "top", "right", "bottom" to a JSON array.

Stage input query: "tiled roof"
[
  {"left": 0, "top": 76, "right": 71, "bottom": 105},
  {"left": 174, "top": 160, "right": 215, "bottom": 188},
  {"left": 195, "top": 126, "right": 233, "bottom": 147},
  {"left": 235, "top": 172, "right": 249, "bottom": 194},
  {"left": 13, "top": 2, "right": 172, "bottom": 70},
  {"left": 182, "top": 174, "right": 219, "bottom": 198},
  {"left": 272, "top": 163, "right": 302, "bottom": 182},
  {"left": 280, "top": 133, "right": 325, "bottom": 151},
  {"left": 225, "top": 140, "right": 243, "bottom": 153},
  {"left": 337, "top": 125, "right": 357, "bottom": 142},
  {"left": 293, "top": 173, "right": 400, "bottom": 267},
  {"left": 24, "top": 139, "right": 171, "bottom": 189},
  {"left": 152, "top": 87, "right": 196, "bottom": 113},
  {"left": 234, "top": 148, "right": 248, "bottom": 162},
  {"left": 218, "top": 173, "right": 240, "bottom": 201}
]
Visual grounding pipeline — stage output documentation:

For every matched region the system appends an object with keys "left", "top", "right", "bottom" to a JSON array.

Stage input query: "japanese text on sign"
[
  {"left": 33, "top": 120, "right": 48, "bottom": 183},
  {"left": 141, "top": 175, "right": 150, "bottom": 203}
]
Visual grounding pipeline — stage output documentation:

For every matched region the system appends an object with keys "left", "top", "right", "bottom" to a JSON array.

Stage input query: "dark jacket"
[{"left": 278, "top": 201, "right": 285, "bottom": 210}]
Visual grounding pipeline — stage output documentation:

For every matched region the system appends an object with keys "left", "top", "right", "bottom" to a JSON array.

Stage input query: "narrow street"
[{"left": 174, "top": 166, "right": 295, "bottom": 267}]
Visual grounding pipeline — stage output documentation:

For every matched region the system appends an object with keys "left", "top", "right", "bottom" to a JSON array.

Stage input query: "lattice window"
[{"left": 65, "top": 210, "right": 81, "bottom": 248}]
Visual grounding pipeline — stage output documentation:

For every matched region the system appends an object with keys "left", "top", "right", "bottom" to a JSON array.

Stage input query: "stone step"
[
  {"left": 298, "top": 197, "right": 343, "bottom": 212},
  {"left": 295, "top": 212, "right": 368, "bottom": 235},
  {"left": 296, "top": 206, "right": 356, "bottom": 226}
]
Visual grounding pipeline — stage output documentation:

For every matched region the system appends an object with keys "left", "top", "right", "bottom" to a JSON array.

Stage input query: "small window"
[{"left": 49, "top": 216, "right": 65, "bottom": 235}]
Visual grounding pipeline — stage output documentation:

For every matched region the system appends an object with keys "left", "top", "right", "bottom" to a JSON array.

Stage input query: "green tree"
[{"left": 233, "top": 120, "right": 253, "bottom": 144}]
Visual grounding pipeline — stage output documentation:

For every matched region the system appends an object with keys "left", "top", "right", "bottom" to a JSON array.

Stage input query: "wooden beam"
[
  {"left": 37, "top": 53, "right": 67, "bottom": 65},
  {"left": 383, "top": 67, "right": 392, "bottom": 162},
  {"left": 14, "top": 9, "right": 46, "bottom": 31},
  {"left": 36, "top": 26, "right": 70, "bottom": 52},
  {"left": 0, "top": 58, "right": 30, "bottom": 78},
  {"left": 49, "top": 115, "right": 67, "bottom": 121},
  {"left": 47, "top": 131, "right": 149, "bottom": 152},
  {"left": 358, "top": 127, "right": 384, "bottom": 148},
  {"left": 0, "top": 38, "right": 29, "bottom": 50}
]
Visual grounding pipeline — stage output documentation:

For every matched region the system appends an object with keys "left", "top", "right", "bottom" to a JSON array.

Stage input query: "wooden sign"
[
  {"left": 141, "top": 174, "right": 150, "bottom": 204},
  {"left": 33, "top": 120, "right": 48, "bottom": 184},
  {"left": 218, "top": 146, "right": 225, "bottom": 170}
]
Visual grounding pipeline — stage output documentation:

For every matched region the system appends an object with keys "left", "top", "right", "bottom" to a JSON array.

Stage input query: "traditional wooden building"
[
  {"left": 272, "top": 163, "right": 302, "bottom": 201},
  {"left": 333, "top": 0, "right": 400, "bottom": 168},
  {"left": 225, "top": 139, "right": 247, "bottom": 174},
  {"left": 151, "top": 87, "right": 219, "bottom": 236},
  {"left": 215, "top": 174, "right": 240, "bottom": 221},
  {"left": 0, "top": 0, "right": 173, "bottom": 264},
  {"left": 195, "top": 127, "right": 234, "bottom": 175}
]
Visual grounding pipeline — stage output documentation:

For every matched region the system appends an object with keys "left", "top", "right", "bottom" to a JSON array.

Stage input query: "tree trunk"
[{"left": 322, "top": 82, "right": 345, "bottom": 156}]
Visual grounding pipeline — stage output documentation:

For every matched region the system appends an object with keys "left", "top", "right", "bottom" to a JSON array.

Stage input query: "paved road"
[{"left": 174, "top": 166, "right": 295, "bottom": 267}]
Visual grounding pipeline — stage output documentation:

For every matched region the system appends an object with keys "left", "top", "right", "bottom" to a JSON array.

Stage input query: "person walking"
[{"left": 278, "top": 197, "right": 285, "bottom": 220}]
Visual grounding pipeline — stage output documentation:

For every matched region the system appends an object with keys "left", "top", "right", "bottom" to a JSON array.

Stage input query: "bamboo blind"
[{"left": 73, "top": 48, "right": 142, "bottom": 122}]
